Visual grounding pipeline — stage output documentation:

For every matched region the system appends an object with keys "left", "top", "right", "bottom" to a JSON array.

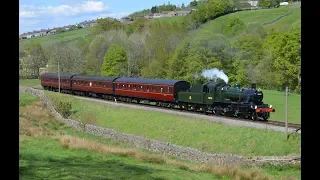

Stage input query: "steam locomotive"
[
  {"left": 40, "top": 73, "right": 275, "bottom": 121},
  {"left": 178, "top": 81, "right": 275, "bottom": 120}
]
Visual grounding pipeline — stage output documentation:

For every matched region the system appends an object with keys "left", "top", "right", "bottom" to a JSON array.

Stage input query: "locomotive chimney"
[{"left": 251, "top": 83, "right": 256, "bottom": 89}]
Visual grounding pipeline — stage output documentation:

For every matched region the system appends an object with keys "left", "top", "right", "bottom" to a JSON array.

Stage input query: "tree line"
[{"left": 20, "top": 0, "right": 300, "bottom": 93}]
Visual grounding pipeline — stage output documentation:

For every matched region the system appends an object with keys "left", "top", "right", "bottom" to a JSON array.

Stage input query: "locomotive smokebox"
[{"left": 251, "top": 83, "right": 256, "bottom": 89}]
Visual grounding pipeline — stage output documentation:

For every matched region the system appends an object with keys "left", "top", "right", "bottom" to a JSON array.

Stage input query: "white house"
[
  {"left": 280, "top": 2, "right": 289, "bottom": 6},
  {"left": 248, "top": 1, "right": 258, "bottom": 7},
  {"left": 153, "top": 13, "right": 162, "bottom": 18}
]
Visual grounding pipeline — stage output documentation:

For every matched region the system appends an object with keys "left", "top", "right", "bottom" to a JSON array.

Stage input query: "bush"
[{"left": 55, "top": 100, "right": 72, "bottom": 118}]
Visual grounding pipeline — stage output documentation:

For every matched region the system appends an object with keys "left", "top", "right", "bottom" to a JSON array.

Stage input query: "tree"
[
  {"left": 45, "top": 42, "right": 86, "bottom": 74},
  {"left": 131, "top": 17, "right": 151, "bottom": 33},
  {"left": 25, "top": 42, "right": 47, "bottom": 78},
  {"left": 101, "top": 45, "right": 128, "bottom": 76},
  {"left": 181, "top": 3, "right": 185, "bottom": 8},
  {"left": 190, "top": 0, "right": 198, "bottom": 7},
  {"left": 94, "top": 18, "right": 124, "bottom": 34},
  {"left": 85, "top": 34, "right": 109, "bottom": 75},
  {"left": 262, "top": 28, "right": 301, "bottom": 91},
  {"left": 226, "top": 16, "right": 247, "bottom": 36},
  {"left": 258, "top": 0, "right": 279, "bottom": 8},
  {"left": 127, "top": 32, "right": 147, "bottom": 77}
]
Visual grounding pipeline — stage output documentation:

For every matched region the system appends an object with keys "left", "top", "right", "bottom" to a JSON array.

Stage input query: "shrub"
[{"left": 55, "top": 100, "right": 72, "bottom": 118}]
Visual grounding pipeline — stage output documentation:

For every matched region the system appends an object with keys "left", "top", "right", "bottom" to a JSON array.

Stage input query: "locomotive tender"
[{"left": 40, "top": 73, "right": 275, "bottom": 121}]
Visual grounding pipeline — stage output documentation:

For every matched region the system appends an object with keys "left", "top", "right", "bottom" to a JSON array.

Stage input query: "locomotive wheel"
[
  {"left": 251, "top": 114, "right": 257, "bottom": 121},
  {"left": 212, "top": 106, "right": 218, "bottom": 114}
]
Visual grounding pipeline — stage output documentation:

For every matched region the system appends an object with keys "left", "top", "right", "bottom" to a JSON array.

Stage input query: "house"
[
  {"left": 238, "top": 0, "right": 258, "bottom": 10},
  {"left": 176, "top": 10, "right": 191, "bottom": 16},
  {"left": 39, "top": 30, "right": 47, "bottom": 36},
  {"left": 153, "top": 13, "right": 162, "bottom": 18},
  {"left": 280, "top": 2, "right": 289, "bottom": 6},
  {"left": 144, "top": 13, "right": 154, "bottom": 19},
  {"left": 26, "top": 33, "right": 32, "bottom": 39},
  {"left": 32, "top": 31, "right": 41, "bottom": 37},
  {"left": 120, "top": 16, "right": 133, "bottom": 24},
  {"left": 167, "top": 11, "right": 178, "bottom": 17},
  {"left": 89, "top": 21, "right": 97, "bottom": 27},
  {"left": 248, "top": 0, "right": 258, "bottom": 7}
]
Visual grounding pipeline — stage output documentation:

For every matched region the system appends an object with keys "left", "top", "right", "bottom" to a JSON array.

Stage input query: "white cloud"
[
  {"left": 81, "top": 1, "right": 107, "bottom": 12},
  {"left": 19, "top": 11, "right": 37, "bottom": 18},
  {"left": 19, "top": 1, "right": 109, "bottom": 18}
]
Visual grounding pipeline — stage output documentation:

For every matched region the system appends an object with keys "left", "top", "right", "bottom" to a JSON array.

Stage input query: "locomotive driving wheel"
[{"left": 251, "top": 113, "right": 257, "bottom": 121}]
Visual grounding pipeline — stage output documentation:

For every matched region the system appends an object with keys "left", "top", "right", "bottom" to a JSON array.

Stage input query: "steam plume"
[{"left": 201, "top": 68, "right": 229, "bottom": 83}]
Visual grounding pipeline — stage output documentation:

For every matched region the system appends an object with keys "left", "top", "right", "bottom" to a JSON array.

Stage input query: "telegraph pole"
[
  {"left": 285, "top": 82, "right": 288, "bottom": 140},
  {"left": 58, "top": 61, "right": 60, "bottom": 93},
  {"left": 282, "top": 65, "right": 289, "bottom": 140}
]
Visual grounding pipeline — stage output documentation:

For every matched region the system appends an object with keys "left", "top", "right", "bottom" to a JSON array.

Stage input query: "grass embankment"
[
  {"left": 20, "top": 91, "right": 302, "bottom": 180},
  {"left": 44, "top": 90, "right": 300, "bottom": 157}
]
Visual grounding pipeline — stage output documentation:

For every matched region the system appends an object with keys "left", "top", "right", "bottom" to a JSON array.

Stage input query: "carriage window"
[
  {"left": 161, "top": 87, "right": 163, "bottom": 93},
  {"left": 169, "top": 87, "right": 173, "bottom": 94},
  {"left": 140, "top": 86, "right": 143, "bottom": 91},
  {"left": 122, "top": 84, "right": 126, "bottom": 89},
  {"left": 167, "top": 87, "right": 170, "bottom": 93},
  {"left": 128, "top": 84, "right": 131, "bottom": 89}
]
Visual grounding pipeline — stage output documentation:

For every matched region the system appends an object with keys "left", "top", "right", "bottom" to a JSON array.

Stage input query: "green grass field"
[
  {"left": 191, "top": 6, "right": 300, "bottom": 38},
  {"left": 19, "top": 79, "right": 301, "bottom": 124},
  {"left": 19, "top": 91, "right": 300, "bottom": 180},
  {"left": 45, "top": 90, "right": 300, "bottom": 157},
  {"left": 262, "top": 89, "right": 300, "bottom": 124},
  {"left": 19, "top": 27, "right": 93, "bottom": 50},
  {"left": 19, "top": 92, "right": 219, "bottom": 180},
  {"left": 19, "top": 91, "right": 40, "bottom": 107}
]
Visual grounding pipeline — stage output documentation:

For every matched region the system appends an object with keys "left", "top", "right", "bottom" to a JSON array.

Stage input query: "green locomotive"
[{"left": 177, "top": 81, "right": 275, "bottom": 120}]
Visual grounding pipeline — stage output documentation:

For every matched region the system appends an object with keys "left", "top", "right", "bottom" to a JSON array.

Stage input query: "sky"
[{"left": 19, "top": 0, "right": 193, "bottom": 34}]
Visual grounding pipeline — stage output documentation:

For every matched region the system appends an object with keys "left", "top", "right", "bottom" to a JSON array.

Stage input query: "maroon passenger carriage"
[
  {"left": 71, "top": 75, "right": 118, "bottom": 99},
  {"left": 113, "top": 77, "right": 190, "bottom": 107},
  {"left": 40, "top": 73, "right": 75, "bottom": 92}
]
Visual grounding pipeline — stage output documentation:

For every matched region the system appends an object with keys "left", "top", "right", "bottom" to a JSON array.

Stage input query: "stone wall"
[{"left": 19, "top": 86, "right": 301, "bottom": 166}]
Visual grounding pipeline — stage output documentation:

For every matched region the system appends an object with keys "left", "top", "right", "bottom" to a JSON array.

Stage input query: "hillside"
[
  {"left": 190, "top": 5, "right": 300, "bottom": 38},
  {"left": 19, "top": 27, "right": 94, "bottom": 51}
]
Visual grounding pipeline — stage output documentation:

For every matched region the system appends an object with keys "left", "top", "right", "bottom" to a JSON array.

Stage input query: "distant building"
[
  {"left": 280, "top": 2, "right": 289, "bottom": 6},
  {"left": 176, "top": 10, "right": 191, "bottom": 16},
  {"left": 144, "top": 13, "right": 154, "bottom": 19},
  {"left": 153, "top": 13, "right": 162, "bottom": 18},
  {"left": 120, "top": 16, "right": 133, "bottom": 24}
]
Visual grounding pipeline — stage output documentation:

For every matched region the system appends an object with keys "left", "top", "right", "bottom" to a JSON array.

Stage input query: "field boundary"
[
  {"left": 263, "top": 11, "right": 293, "bottom": 25},
  {"left": 19, "top": 86, "right": 300, "bottom": 166}
]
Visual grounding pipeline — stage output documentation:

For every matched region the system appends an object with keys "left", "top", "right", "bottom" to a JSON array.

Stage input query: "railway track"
[{"left": 48, "top": 89, "right": 301, "bottom": 130}]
